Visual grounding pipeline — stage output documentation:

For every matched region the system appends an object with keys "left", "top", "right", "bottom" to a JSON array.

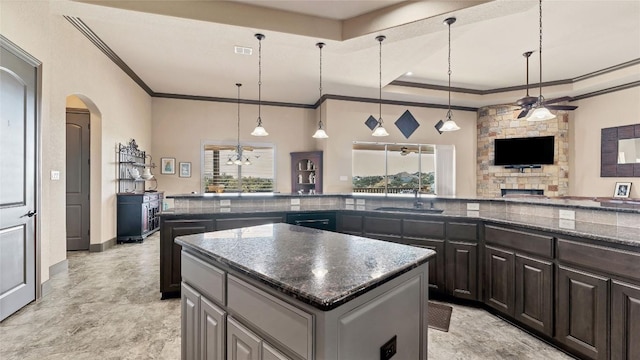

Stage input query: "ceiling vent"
[{"left": 234, "top": 46, "right": 253, "bottom": 55}]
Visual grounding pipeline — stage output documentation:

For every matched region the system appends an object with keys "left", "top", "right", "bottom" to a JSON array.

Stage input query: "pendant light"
[
  {"left": 372, "top": 35, "right": 389, "bottom": 137},
  {"left": 312, "top": 42, "right": 329, "bottom": 139},
  {"left": 251, "top": 33, "right": 269, "bottom": 136},
  {"left": 436, "top": 17, "right": 460, "bottom": 133},
  {"left": 527, "top": 0, "right": 556, "bottom": 122}
]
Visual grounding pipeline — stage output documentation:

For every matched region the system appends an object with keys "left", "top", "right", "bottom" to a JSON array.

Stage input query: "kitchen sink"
[{"left": 374, "top": 207, "right": 444, "bottom": 214}]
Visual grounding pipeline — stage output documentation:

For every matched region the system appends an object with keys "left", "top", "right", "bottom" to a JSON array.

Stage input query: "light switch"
[
  {"left": 50, "top": 170, "right": 60, "bottom": 180},
  {"left": 291, "top": 198, "right": 300, "bottom": 205},
  {"left": 466, "top": 203, "right": 480, "bottom": 211},
  {"left": 559, "top": 209, "right": 575, "bottom": 220}
]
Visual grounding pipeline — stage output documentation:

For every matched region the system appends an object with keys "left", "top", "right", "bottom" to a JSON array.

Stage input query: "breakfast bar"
[{"left": 176, "top": 223, "right": 435, "bottom": 360}]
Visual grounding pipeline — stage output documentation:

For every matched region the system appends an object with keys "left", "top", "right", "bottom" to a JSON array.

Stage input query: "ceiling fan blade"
[
  {"left": 543, "top": 96, "right": 573, "bottom": 105},
  {"left": 546, "top": 105, "right": 578, "bottom": 111},
  {"left": 517, "top": 109, "right": 529, "bottom": 118}
]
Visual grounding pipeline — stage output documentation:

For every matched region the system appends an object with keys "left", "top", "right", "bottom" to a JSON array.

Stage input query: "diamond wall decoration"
[
  {"left": 365, "top": 115, "right": 378, "bottom": 130},
  {"left": 395, "top": 110, "right": 420, "bottom": 139}
]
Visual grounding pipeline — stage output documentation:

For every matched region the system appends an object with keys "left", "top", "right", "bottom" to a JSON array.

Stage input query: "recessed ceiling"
[{"left": 58, "top": 0, "right": 640, "bottom": 108}]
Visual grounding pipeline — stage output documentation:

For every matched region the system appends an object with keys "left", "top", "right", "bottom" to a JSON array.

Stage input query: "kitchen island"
[{"left": 176, "top": 223, "right": 435, "bottom": 360}]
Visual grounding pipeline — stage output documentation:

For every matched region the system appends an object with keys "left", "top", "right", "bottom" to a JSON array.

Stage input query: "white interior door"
[{"left": 0, "top": 38, "right": 38, "bottom": 322}]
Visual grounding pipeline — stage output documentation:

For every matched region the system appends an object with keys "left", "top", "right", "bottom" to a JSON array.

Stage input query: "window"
[
  {"left": 352, "top": 142, "right": 438, "bottom": 195},
  {"left": 202, "top": 142, "right": 275, "bottom": 193}
]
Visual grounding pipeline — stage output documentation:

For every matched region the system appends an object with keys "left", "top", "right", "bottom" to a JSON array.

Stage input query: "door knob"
[{"left": 21, "top": 210, "right": 37, "bottom": 218}]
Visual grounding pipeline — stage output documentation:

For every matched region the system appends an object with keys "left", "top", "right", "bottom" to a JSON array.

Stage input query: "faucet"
[{"left": 413, "top": 189, "right": 424, "bottom": 209}]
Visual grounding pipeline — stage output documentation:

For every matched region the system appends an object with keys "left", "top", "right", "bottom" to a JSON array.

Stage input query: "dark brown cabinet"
[
  {"left": 484, "top": 245, "right": 515, "bottom": 316},
  {"left": 116, "top": 192, "right": 163, "bottom": 243},
  {"left": 446, "top": 241, "right": 478, "bottom": 300},
  {"left": 337, "top": 213, "right": 363, "bottom": 235},
  {"left": 290, "top": 151, "right": 322, "bottom": 194},
  {"left": 215, "top": 215, "right": 284, "bottom": 231},
  {"left": 402, "top": 219, "right": 446, "bottom": 292},
  {"left": 363, "top": 216, "right": 402, "bottom": 242},
  {"left": 556, "top": 265, "right": 609, "bottom": 360},
  {"left": 611, "top": 280, "right": 640, "bottom": 360},
  {"left": 160, "top": 218, "right": 214, "bottom": 298},
  {"left": 514, "top": 254, "right": 553, "bottom": 336}
]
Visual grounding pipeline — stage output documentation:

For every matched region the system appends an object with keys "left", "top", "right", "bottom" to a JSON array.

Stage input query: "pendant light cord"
[
  {"left": 447, "top": 19, "right": 452, "bottom": 119},
  {"left": 538, "top": 0, "right": 543, "bottom": 101},
  {"left": 236, "top": 83, "right": 241, "bottom": 147},
  {"left": 258, "top": 35, "right": 263, "bottom": 124},
  {"left": 318, "top": 43, "right": 323, "bottom": 128},
  {"left": 377, "top": 36, "right": 384, "bottom": 123}
]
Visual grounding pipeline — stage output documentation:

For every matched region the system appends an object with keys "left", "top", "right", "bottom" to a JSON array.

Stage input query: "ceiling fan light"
[
  {"left": 226, "top": 158, "right": 233, "bottom": 165},
  {"left": 244, "top": 158, "right": 251, "bottom": 165},
  {"left": 440, "top": 119, "right": 461, "bottom": 131},
  {"left": 312, "top": 128, "right": 328, "bottom": 139},
  {"left": 233, "top": 158, "right": 243, "bottom": 165},
  {"left": 527, "top": 106, "right": 556, "bottom": 121},
  {"left": 372, "top": 123, "right": 390, "bottom": 137},
  {"left": 251, "top": 124, "right": 269, "bottom": 136}
]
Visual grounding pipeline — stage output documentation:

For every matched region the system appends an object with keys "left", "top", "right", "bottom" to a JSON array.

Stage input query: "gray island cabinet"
[{"left": 176, "top": 223, "right": 435, "bottom": 360}]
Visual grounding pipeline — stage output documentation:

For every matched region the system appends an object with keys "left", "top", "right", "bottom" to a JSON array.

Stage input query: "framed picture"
[
  {"left": 179, "top": 162, "right": 191, "bottom": 178},
  {"left": 613, "top": 182, "right": 632, "bottom": 198},
  {"left": 160, "top": 157, "right": 175, "bottom": 175}
]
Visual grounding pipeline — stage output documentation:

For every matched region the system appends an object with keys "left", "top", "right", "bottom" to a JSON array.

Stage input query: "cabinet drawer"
[
  {"left": 557, "top": 239, "right": 640, "bottom": 281},
  {"left": 485, "top": 225, "right": 553, "bottom": 258},
  {"left": 227, "top": 275, "right": 313, "bottom": 360},
  {"left": 181, "top": 251, "right": 226, "bottom": 305},
  {"left": 403, "top": 219, "right": 445, "bottom": 240},
  {"left": 446, "top": 222, "right": 478, "bottom": 242}
]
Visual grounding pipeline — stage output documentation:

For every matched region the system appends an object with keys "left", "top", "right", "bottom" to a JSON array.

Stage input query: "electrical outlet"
[
  {"left": 467, "top": 202, "right": 480, "bottom": 211},
  {"left": 220, "top": 199, "right": 231, "bottom": 207},
  {"left": 380, "top": 335, "right": 397, "bottom": 360},
  {"left": 291, "top": 198, "right": 300, "bottom": 205},
  {"left": 50, "top": 170, "right": 60, "bottom": 181}
]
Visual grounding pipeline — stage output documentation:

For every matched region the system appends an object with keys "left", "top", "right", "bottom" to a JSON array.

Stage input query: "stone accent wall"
[{"left": 477, "top": 105, "right": 569, "bottom": 198}]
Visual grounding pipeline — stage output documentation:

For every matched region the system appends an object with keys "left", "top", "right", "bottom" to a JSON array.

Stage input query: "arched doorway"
[{"left": 65, "top": 95, "right": 102, "bottom": 251}]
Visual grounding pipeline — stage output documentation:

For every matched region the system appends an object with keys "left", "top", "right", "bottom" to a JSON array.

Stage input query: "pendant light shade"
[
  {"left": 527, "top": 0, "right": 556, "bottom": 122},
  {"left": 252, "top": 33, "right": 269, "bottom": 136},
  {"left": 435, "top": 17, "right": 460, "bottom": 134},
  {"left": 312, "top": 42, "right": 329, "bottom": 139}
]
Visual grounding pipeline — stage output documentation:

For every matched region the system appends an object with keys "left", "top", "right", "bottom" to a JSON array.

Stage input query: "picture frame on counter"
[
  {"left": 613, "top": 182, "right": 631, "bottom": 198},
  {"left": 179, "top": 162, "right": 191, "bottom": 178},
  {"left": 160, "top": 157, "right": 175, "bottom": 175}
]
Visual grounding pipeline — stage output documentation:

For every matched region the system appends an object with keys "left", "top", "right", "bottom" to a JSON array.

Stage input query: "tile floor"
[{"left": 0, "top": 232, "right": 575, "bottom": 359}]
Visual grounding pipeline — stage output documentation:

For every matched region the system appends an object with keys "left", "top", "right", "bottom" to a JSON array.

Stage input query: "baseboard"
[
  {"left": 41, "top": 259, "right": 69, "bottom": 296},
  {"left": 89, "top": 237, "right": 116, "bottom": 252}
]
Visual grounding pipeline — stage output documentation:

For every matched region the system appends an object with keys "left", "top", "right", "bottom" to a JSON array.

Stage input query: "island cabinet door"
[
  {"left": 611, "top": 280, "right": 640, "bottom": 360},
  {"left": 182, "top": 283, "right": 201, "bottom": 360},
  {"left": 445, "top": 241, "right": 478, "bottom": 300},
  {"left": 514, "top": 254, "right": 553, "bottom": 337},
  {"left": 484, "top": 246, "right": 515, "bottom": 317},
  {"left": 262, "top": 343, "right": 291, "bottom": 360},
  {"left": 336, "top": 213, "right": 363, "bottom": 236},
  {"left": 227, "top": 317, "right": 261, "bottom": 360},
  {"left": 556, "top": 265, "right": 609, "bottom": 360},
  {"left": 201, "top": 296, "right": 225, "bottom": 360}
]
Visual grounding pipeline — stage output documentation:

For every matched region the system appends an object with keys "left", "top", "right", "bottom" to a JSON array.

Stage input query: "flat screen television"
[{"left": 494, "top": 136, "right": 555, "bottom": 166}]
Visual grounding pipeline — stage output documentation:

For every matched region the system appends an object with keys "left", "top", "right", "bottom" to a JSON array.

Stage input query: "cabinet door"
[
  {"left": 414, "top": 240, "right": 445, "bottom": 292},
  {"left": 484, "top": 246, "right": 514, "bottom": 316},
  {"left": 611, "top": 280, "right": 640, "bottom": 360},
  {"left": 556, "top": 266, "right": 609, "bottom": 360},
  {"left": 337, "top": 214, "right": 363, "bottom": 236},
  {"left": 182, "top": 283, "right": 201, "bottom": 360},
  {"left": 161, "top": 219, "right": 214, "bottom": 297},
  {"left": 262, "top": 343, "right": 291, "bottom": 360},
  {"left": 202, "top": 296, "right": 225, "bottom": 360},
  {"left": 227, "top": 317, "right": 261, "bottom": 360},
  {"left": 515, "top": 254, "right": 553, "bottom": 337},
  {"left": 446, "top": 241, "right": 478, "bottom": 300},
  {"left": 363, "top": 216, "right": 402, "bottom": 242}
]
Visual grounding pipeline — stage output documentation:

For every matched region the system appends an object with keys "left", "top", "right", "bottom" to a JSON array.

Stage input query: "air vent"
[{"left": 234, "top": 46, "right": 253, "bottom": 55}]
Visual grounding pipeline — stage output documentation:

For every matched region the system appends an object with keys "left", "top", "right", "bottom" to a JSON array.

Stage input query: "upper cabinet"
[{"left": 291, "top": 151, "right": 323, "bottom": 194}]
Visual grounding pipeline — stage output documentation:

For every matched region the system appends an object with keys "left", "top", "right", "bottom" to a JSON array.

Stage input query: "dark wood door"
[
  {"left": 66, "top": 109, "right": 90, "bottom": 250},
  {"left": 484, "top": 246, "right": 514, "bottom": 316},
  {"left": 556, "top": 265, "right": 609, "bottom": 360},
  {"left": 446, "top": 241, "right": 478, "bottom": 300},
  {"left": 515, "top": 254, "right": 553, "bottom": 337},
  {"left": 0, "top": 38, "right": 38, "bottom": 321},
  {"left": 611, "top": 280, "right": 640, "bottom": 360},
  {"left": 160, "top": 219, "right": 214, "bottom": 298},
  {"left": 414, "top": 240, "right": 445, "bottom": 292}
]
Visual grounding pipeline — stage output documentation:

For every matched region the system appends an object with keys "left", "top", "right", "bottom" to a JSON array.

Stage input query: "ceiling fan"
[{"left": 514, "top": 51, "right": 578, "bottom": 119}]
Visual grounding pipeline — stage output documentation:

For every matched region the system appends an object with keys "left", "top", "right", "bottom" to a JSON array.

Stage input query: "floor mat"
[{"left": 428, "top": 301, "right": 453, "bottom": 332}]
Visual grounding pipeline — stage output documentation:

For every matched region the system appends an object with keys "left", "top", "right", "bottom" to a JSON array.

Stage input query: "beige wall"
[
  {"left": 151, "top": 98, "right": 316, "bottom": 195},
  {"left": 321, "top": 99, "right": 477, "bottom": 196},
  {"left": 2, "top": 1, "right": 152, "bottom": 283},
  {"left": 571, "top": 87, "right": 640, "bottom": 198}
]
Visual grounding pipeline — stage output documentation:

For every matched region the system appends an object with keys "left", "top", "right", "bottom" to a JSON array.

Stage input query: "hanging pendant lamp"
[
  {"left": 251, "top": 33, "right": 269, "bottom": 136},
  {"left": 435, "top": 17, "right": 460, "bottom": 133},
  {"left": 372, "top": 35, "right": 389, "bottom": 137},
  {"left": 228, "top": 83, "right": 246, "bottom": 166},
  {"left": 527, "top": 0, "right": 556, "bottom": 122},
  {"left": 312, "top": 42, "right": 329, "bottom": 139}
]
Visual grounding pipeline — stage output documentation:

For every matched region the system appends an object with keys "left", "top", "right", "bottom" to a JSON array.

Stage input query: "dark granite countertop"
[{"left": 175, "top": 223, "right": 435, "bottom": 311}]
